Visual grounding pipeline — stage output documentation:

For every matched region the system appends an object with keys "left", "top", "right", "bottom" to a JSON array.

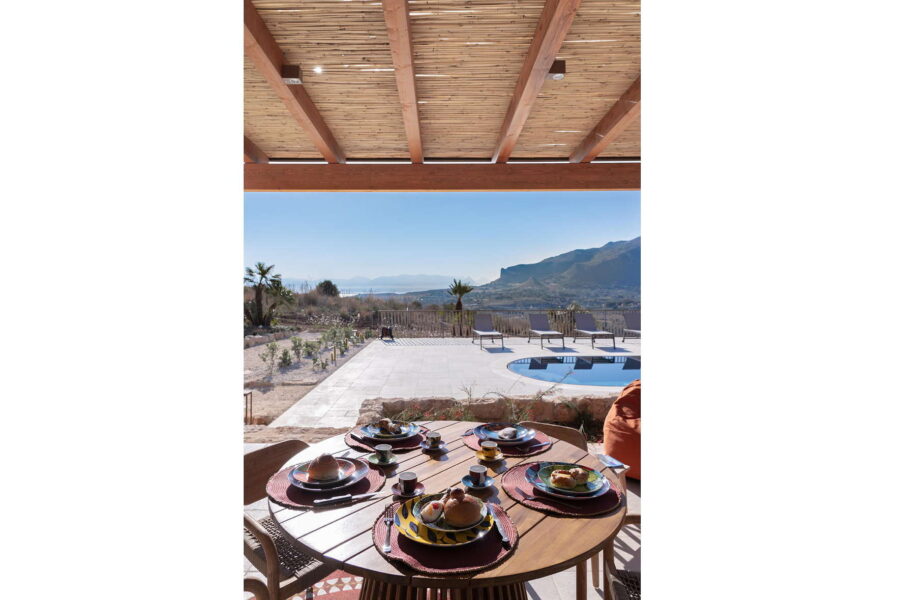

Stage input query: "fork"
[{"left": 382, "top": 506, "right": 394, "bottom": 553}]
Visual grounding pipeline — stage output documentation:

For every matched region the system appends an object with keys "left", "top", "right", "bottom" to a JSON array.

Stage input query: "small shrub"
[
  {"left": 259, "top": 342, "right": 278, "bottom": 378},
  {"left": 290, "top": 336, "right": 304, "bottom": 361},
  {"left": 278, "top": 349, "right": 292, "bottom": 369},
  {"left": 303, "top": 340, "right": 319, "bottom": 357}
]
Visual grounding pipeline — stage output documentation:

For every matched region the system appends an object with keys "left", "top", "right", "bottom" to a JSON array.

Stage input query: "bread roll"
[
  {"left": 570, "top": 467, "right": 590, "bottom": 484},
  {"left": 550, "top": 470, "right": 576, "bottom": 489},
  {"left": 443, "top": 490, "right": 483, "bottom": 527},
  {"left": 307, "top": 454, "right": 340, "bottom": 480},
  {"left": 498, "top": 427, "right": 519, "bottom": 439}
]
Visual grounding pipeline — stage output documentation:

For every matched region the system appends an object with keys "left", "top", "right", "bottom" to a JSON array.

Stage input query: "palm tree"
[
  {"left": 244, "top": 262, "right": 291, "bottom": 327},
  {"left": 448, "top": 278, "right": 474, "bottom": 311}
]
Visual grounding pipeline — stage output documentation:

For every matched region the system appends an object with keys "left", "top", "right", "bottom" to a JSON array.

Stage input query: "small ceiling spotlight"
[
  {"left": 281, "top": 65, "right": 302, "bottom": 85},
  {"left": 547, "top": 59, "right": 566, "bottom": 81},
  {"left": 313, "top": 66, "right": 324, "bottom": 74}
]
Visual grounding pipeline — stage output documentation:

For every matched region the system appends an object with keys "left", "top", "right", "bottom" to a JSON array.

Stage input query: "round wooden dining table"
[{"left": 269, "top": 420, "right": 626, "bottom": 599}]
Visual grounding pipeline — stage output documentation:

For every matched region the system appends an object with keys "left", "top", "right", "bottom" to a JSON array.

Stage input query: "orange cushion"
[{"left": 603, "top": 379, "right": 641, "bottom": 479}]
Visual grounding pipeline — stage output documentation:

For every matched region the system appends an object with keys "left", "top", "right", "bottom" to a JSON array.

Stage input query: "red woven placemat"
[
  {"left": 462, "top": 430, "right": 552, "bottom": 457},
  {"left": 344, "top": 426, "right": 430, "bottom": 454},
  {"left": 501, "top": 462, "right": 623, "bottom": 517},
  {"left": 267, "top": 462, "right": 386, "bottom": 509},
  {"left": 372, "top": 502, "right": 519, "bottom": 575}
]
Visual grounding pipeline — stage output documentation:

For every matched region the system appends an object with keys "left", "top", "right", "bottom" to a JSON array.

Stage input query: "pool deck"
[{"left": 270, "top": 336, "right": 641, "bottom": 429}]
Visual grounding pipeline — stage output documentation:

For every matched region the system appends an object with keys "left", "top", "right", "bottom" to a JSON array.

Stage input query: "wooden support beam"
[
  {"left": 244, "top": 0, "right": 345, "bottom": 163},
  {"left": 492, "top": 0, "right": 583, "bottom": 164},
  {"left": 382, "top": 0, "right": 424, "bottom": 163},
  {"left": 569, "top": 76, "right": 641, "bottom": 163},
  {"left": 245, "top": 163, "right": 639, "bottom": 192},
  {"left": 244, "top": 136, "right": 269, "bottom": 164}
]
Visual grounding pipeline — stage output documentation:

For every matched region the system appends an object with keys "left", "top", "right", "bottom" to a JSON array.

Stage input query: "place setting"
[
  {"left": 345, "top": 418, "right": 430, "bottom": 454},
  {"left": 462, "top": 422, "right": 554, "bottom": 458},
  {"left": 267, "top": 452, "right": 388, "bottom": 510},
  {"left": 372, "top": 484, "right": 519, "bottom": 575},
  {"left": 501, "top": 461, "right": 623, "bottom": 517}
]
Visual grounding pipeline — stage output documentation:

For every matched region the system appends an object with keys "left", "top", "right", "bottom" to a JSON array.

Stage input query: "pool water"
[{"left": 507, "top": 356, "right": 640, "bottom": 387}]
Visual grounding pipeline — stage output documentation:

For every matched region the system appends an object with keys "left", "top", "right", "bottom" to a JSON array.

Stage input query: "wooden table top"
[{"left": 269, "top": 420, "right": 625, "bottom": 589}]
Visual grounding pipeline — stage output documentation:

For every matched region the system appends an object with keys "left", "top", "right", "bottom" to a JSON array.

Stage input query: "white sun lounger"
[
  {"left": 472, "top": 313, "right": 504, "bottom": 350},
  {"left": 573, "top": 313, "right": 616, "bottom": 349},
  {"left": 527, "top": 313, "right": 565, "bottom": 349},
  {"left": 622, "top": 311, "right": 641, "bottom": 342}
]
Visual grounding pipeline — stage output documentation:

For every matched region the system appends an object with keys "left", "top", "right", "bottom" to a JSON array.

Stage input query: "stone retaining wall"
[
  {"left": 243, "top": 331, "right": 295, "bottom": 348},
  {"left": 357, "top": 394, "right": 618, "bottom": 429}
]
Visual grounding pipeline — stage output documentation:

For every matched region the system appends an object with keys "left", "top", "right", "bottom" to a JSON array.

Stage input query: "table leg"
[{"left": 576, "top": 560, "right": 587, "bottom": 600}]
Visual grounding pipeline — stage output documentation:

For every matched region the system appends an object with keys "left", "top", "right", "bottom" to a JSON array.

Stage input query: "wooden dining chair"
[
  {"left": 519, "top": 421, "right": 598, "bottom": 600},
  {"left": 244, "top": 577, "right": 269, "bottom": 600},
  {"left": 602, "top": 511, "right": 642, "bottom": 599},
  {"left": 244, "top": 440, "right": 335, "bottom": 600}
]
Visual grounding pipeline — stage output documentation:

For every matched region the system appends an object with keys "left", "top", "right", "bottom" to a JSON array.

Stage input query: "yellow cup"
[{"left": 481, "top": 441, "right": 498, "bottom": 458}]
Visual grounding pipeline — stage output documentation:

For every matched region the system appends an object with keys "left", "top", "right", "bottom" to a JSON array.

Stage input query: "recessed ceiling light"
[{"left": 313, "top": 66, "right": 323, "bottom": 74}]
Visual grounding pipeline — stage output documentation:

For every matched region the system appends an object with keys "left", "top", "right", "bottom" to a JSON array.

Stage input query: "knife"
[
  {"left": 313, "top": 492, "right": 388, "bottom": 506},
  {"left": 526, "top": 441, "right": 552, "bottom": 450},
  {"left": 489, "top": 504, "right": 510, "bottom": 548},
  {"left": 349, "top": 431, "right": 369, "bottom": 444}
]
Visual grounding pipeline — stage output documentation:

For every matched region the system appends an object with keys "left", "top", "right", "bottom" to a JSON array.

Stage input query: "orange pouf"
[{"left": 603, "top": 379, "right": 641, "bottom": 479}]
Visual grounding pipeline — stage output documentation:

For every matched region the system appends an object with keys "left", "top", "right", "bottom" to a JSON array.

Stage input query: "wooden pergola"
[{"left": 244, "top": 0, "right": 640, "bottom": 191}]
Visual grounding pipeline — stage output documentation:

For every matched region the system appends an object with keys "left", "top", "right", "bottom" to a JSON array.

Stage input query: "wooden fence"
[{"left": 374, "top": 309, "right": 640, "bottom": 338}]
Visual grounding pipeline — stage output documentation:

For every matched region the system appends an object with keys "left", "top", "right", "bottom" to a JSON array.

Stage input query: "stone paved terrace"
[{"left": 271, "top": 336, "right": 641, "bottom": 429}]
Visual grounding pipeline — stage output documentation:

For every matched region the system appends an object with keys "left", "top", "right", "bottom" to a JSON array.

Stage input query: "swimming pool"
[{"left": 507, "top": 356, "right": 640, "bottom": 387}]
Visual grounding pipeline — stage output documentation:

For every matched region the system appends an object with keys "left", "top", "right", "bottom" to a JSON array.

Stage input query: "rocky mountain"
[
  {"left": 488, "top": 237, "right": 640, "bottom": 289},
  {"left": 375, "top": 237, "right": 640, "bottom": 309}
]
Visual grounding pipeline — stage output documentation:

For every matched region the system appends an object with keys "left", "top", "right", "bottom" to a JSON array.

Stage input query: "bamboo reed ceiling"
[{"left": 245, "top": 0, "right": 640, "bottom": 161}]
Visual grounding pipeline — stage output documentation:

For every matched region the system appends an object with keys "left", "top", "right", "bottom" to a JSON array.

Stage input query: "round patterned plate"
[
  {"left": 289, "top": 458, "right": 357, "bottom": 488},
  {"left": 290, "top": 457, "right": 370, "bottom": 493},
  {"left": 412, "top": 493, "right": 488, "bottom": 533},
  {"left": 525, "top": 463, "right": 611, "bottom": 499},
  {"left": 393, "top": 496, "right": 495, "bottom": 547},
  {"left": 359, "top": 421, "right": 421, "bottom": 441},
  {"left": 473, "top": 423, "right": 536, "bottom": 446}
]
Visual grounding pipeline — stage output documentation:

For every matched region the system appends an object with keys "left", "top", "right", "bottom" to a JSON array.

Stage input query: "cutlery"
[
  {"left": 460, "top": 429, "right": 474, "bottom": 437},
  {"left": 488, "top": 505, "right": 510, "bottom": 548},
  {"left": 523, "top": 441, "right": 551, "bottom": 450},
  {"left": 313, "top": 492, "right": 388, "bottom": 506},
  {"left": 382, "top": 506, "right": 394, "bottom": 553},
  {"left": 596, "top": 453, "right": 626, "bottom": 469},
  {"left": 515, "top": 486, "right": 581, "bottom": 509},
  {"left": 349, "top": 432, "right": 368, "bottom": 444}
]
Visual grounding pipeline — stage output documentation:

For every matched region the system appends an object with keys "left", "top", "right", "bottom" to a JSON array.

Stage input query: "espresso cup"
[
  {"left": 375, "top": 443, "right": 393, "bottom": 463},
  {"left": 480, "top": 441, "right": 498, "bottom": 458},
  {"left": 398, "top": 471, "right": 418, "bottom": 494},
  {"left": 426, "top": 431, "right": 442, "bottom": 448},
  {"left": 469, "top": 464, "right": 488, "bottom": 486}
]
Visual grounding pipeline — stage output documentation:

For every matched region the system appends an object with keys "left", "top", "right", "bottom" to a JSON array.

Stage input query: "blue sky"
[{"left": 244, "top": 191, "right": 640, "bottom": 283}]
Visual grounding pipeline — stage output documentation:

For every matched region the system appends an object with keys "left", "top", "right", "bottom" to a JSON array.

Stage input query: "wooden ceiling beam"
[
  {"left": 245, "top": 163, "right": 639, "bottom": 192},
  {"left": 382, "top": 0, "right": 424, "bottom": 164},
  {"left": 243, "top": 0, "right": 345, "bottom": 164},
  {"left": 492, "top": 0, "right": 583, "bottom": 164},
  {"left": 243, "top": 136, "right": 269, "bottom": 164},
  {"left": 569, "top": 76, "right": 641, "bottom": 163}
]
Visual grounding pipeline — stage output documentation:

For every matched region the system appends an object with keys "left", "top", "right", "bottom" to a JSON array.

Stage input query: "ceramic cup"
[
  {"left": 469, "top": 464, "right": 488, "bottom": 486},
  {"left": 398, "top": 471, "right": 418, "bottom": 494},
  {"left": 375, "top": 443, "right": 393, "bottom": 463},
  {"left": 426, "top": 431, "right": 442, "bottom": 448},
  {"left": 480, "top": 441, "right": 499, "bottom": 458}
]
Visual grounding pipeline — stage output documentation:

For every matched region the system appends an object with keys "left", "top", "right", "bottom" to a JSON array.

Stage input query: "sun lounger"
[
  {"left": 527, "top": 313, "right": 566, "bottom": 349},
  {"left": 573, "top": 313, "right": 617, "bottom": 349},
  {"left": 472, "top": 313, "right": 504, "bottom": 350},
  {"left": 622, "top": 311, "right": 641, "bottom": 343}
]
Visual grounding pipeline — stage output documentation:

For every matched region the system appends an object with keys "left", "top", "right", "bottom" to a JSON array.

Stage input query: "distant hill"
[
  {"left": 373, "top": 237, "right": 640, "bottom": 309},
  {"left": 489, "top": 238, "right": 640, "bottom": 289}
]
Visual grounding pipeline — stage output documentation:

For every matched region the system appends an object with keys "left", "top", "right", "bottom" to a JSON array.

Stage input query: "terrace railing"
[{"left": 375, "top": 309, "right": 640, "bottom": 338}]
